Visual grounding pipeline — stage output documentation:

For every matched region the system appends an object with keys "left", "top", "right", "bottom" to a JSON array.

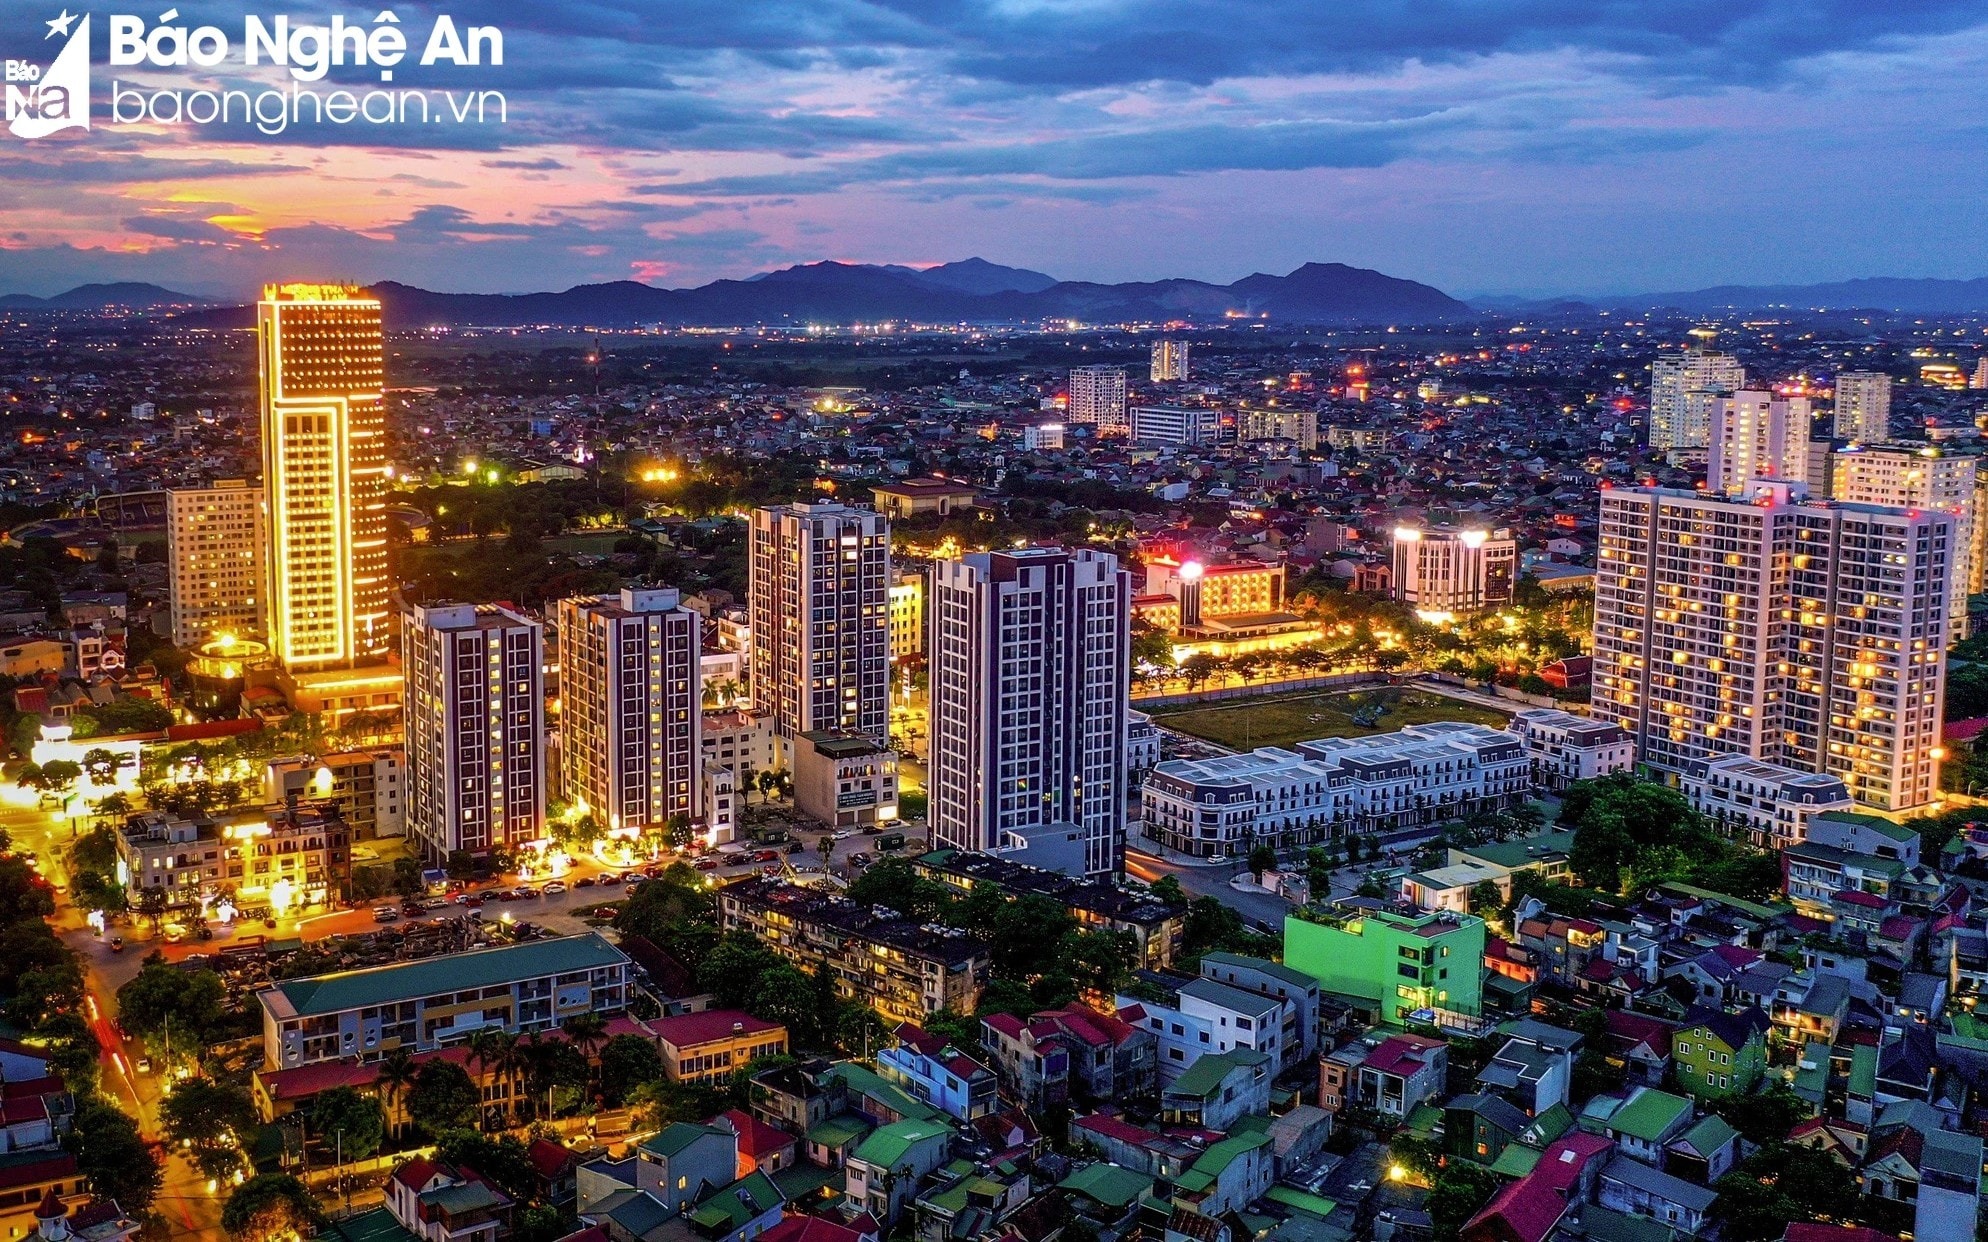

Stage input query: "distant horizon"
[{"left": 14, "top": 259, "right": 1988, "bottom": 308}]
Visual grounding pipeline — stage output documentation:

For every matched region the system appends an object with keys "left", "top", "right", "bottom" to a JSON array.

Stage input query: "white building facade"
[
  {"left": 1650, "top": 340, "right": 1744, "bottom": 452},
  {"left": 1391, "top": 525, "right": 1518, "bottom": 616},
  {"left": 1067, "top": 365, "right": 1128, "bottom": 435}
]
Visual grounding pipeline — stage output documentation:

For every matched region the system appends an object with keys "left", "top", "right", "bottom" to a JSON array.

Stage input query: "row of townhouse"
[{"left": 1142, "top": 722, "right": 1529, "bottom": 858}]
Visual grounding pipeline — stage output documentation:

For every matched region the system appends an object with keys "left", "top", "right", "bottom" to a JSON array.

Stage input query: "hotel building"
[
  {"left": 404, "top": 602, "right": 546, "bottom": 861},
  {"left": 1592, "top": 481, "right": 1950, "bottom": 812},
  {"left": 257, "top": 284, "right": 391, "bottom": 671},
  {"left": 165, "top": 480, "right": 264, "bottom": 649},
  {"left": 555, "top": 588, "right": 703, "bottom": 837},
  {"left": 1391, "top": 525, "right": 1518, "bottom": 616},
  {"left": 748, "top": 503, "right": 892, "bottom": 756},
  {"left": 927, "top": 548, "right": 1131, "bottom": 875}
]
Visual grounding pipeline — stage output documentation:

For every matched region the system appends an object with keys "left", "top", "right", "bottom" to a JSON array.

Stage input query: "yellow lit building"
[
  {"left": 165, "top": 479, "right": 264, "bottom": 649},
  {"left": 258, "top": 284, "right": 391, "bottom": 672},
  {"left": 889, "top": 568, "right": 925, "bottom": 660}
]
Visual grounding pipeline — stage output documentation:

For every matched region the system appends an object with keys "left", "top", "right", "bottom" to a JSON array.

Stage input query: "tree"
[
  {"left": 115, "top": 956, "right": 224, "bottom": 1059},
  {"left": 376, "top": 1045, "right": 419, "bottom": 1134},
  {"left": 1148, "top": 875, "right": 1187, "bottom": 907},
  {"left": 1468, "top": 880, "right": 1503, "bottom": 916},
  {"left": 1711, "top": 1143, "right": 1859, "bottom": 1242},
  {"left": 69, "top": 1097, "right": 161, "bottom": 1211},
  {"left": 599, "top": 1034, "right": 665, "bottom": 1107},
  {"left": 70, "top": 700, "right": 174, "bottom": 739},
  {"left": 309, "top": 1086, "right": 384, "bottom": 1163},
  {"left": 844, "top": 857, "right": 953, "bottom": 923},
  {"left": 434, "top": 1131, "right": 539, "bottom": 1205},
  {"left": 1708, "top": 1082, "right": 1812, "bottom": 1146},
  {"left": 666, "top": 812, "right": 696, "bottom": 853},
  {"left": 1425, "top": 1161, "right": 1499, "bottom": 1240},
  {"left": 135, "top": 886, "right": 170, "bottom": 935},
  {"left": 520, "top": 1034, "right": 589, "bottom": 1119},
  {"left": 222, "top": 1174, "right": 325, "bottom": 1242},
  {"left": 161, "top": 1077, "right": 258, "bottom": 1179},
  {"left": 748, "top": 964, "right": 825, "bottom": 1049},
  {"left": 1247, "top": 842, "right": 1278, "bottom": 881},
  {"left": 407, "top": 1060, "right": 481, "bottom": 1134}
]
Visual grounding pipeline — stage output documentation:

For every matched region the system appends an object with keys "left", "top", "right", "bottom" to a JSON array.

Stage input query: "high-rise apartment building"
[
  {"left": 1833, "top": 371, "right": 1892, "bottom": 442},
  {"left": 556, "top": 588, "right": 702, "bottom": 837},
  {"left": 257, "top": 284, "right": 391, "bottom": 671},
  {"left": 1391, "top": 525, "right": 1518, "bottom": 616},
  {"left": 1150, "top": 338, "right": 1189, "bottom": 382},
  {"left": 1649, "top": 331, "right": 1744, "bottom": 452},
  {"left": 404, "top": 602, "right": 546, "bottom": 861},
  {"left": 1708, "top": 390, "right": 1813, "bottom": 494},
  {"left": 748, "top": 503, "right": 892, "bottom": 754},
  {"left": 1067, "top": 365, "right": 1128, "bottom": 435},
  {"left": 166, "top": 480, "right": 264, "bottom": 649},
  {"left": 1129, "top": 405, "right": 1221, "bottom": 447},
  {"left": 1592, "top": 481, "right": 1950, "bottom": 812},
  {"left": 1832, "top": 444, "right": 1979, "bottom": 628},
  {"left": 889, "top": 568, "right": 926, "bottom": 661},
  {"left": 928, "top": 548, "right": 1131, "bottom": 876}
]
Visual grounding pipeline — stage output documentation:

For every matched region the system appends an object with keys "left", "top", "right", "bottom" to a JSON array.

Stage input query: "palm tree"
[
  {"left": 376, "top": 1046, "right": 417, "bottom": 1137},
  {"left": 466, "top": 1029, "right": 520, "bottom": 1128},
  {"left": 562, "top": 1013, "right": 608, "bottom": 1098}
]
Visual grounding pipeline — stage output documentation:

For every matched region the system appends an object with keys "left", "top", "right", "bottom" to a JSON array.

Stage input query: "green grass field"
[{"left": 1151, "top": 687, "right": 1511, "bottom": 752}]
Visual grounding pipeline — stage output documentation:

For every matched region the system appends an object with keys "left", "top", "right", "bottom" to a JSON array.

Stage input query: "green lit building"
[
  {"left": 1674, "top": 1005, "right": 1769, "bottom": 1099},
  {"left": 1283, "top": 906, "right": 1484, "bottom": 1025}
]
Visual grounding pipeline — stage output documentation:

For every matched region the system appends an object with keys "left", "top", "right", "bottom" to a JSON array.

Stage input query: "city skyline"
[{"left": 8, "top": 3, "right": 1988, "bottom": 297}]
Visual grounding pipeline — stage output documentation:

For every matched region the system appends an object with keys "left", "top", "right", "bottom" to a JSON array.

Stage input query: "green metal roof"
[
  {"left": 851, "top": 1118, "right": 952, "bottom": 1169},
  {"left": 1061, "top": 1163, "right": 1154, "bottom": 1210},
  {"left": 829, "top": 1062, "right": 945, "bottom": 1123},
  {"left": 806, "top": 1114, "right": 873, "bottom": 1149},
  {"left": 1489, "top": 1144, "right": 1541, "bottom": 1179},
  {"left": 1519, "top": 1103, "right": 1574, "bottom": 1148},
  {"left": 1175, "top": 1132, "right": 1271, "bottom": 1194},
  {"left": 1200, "top": 952, "right": 1316, "bottom": 990},
  {"left": 1455, "top": 830, "right": 1578, "bottom": 870},
  {"left": 1606, "top": 1089, "right": 1691, "bottom": 1142},
  {"left": 689, "top": 1171, "right": 783, "bottom": 1231},
  {"left": 642, "top": 1121, "right": 732, "bottom": 1158},
  {"left": 332, "top": 1207, "right": 419, "bottom": 1242},
  {"left": 1165, "top": 1049, "right": 1268, "bottom": 1101},
  {"left": 1848, "top": 1044, "right": 1878, "bottom": 1098},
  {"left": 270, "top": 932, "right": 627, "bottom": 1016},
  {"left": 1677, "top": 1115, "right": 1738, "bottom": 1157},
  {"left": 1812, "top": 811, "right": 1916, "bottom": 842},
  {"left": 1263, "top": 1187, "right": 1338, "bottom": 1219}
]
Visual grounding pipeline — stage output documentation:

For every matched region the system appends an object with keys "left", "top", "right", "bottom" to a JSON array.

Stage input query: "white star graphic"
[{"left": 45, "top": 9, "right": 76, "bottom": 39}]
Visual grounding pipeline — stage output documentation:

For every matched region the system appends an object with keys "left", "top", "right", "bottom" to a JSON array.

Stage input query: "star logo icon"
[{"left": 45, "top": 9, "right": 77, "bottom": 39}]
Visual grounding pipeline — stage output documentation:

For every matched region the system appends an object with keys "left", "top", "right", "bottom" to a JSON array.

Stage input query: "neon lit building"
[{"left": 257, "top": 284, "right": 391, "bottom": 672}]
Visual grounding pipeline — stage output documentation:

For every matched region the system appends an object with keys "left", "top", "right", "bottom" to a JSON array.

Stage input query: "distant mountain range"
[
  {"left": 0, "top": 282, "right": 212, "bottom": 310},
  {"left": 21, "top": 259, "right": 1468, "bottom": 329},
  {"left": 21, "top": 266, "right": 1988, "bottom": 325},
  {"left": 1477, "top": 275, "right": 1988, "bottom": 315}
]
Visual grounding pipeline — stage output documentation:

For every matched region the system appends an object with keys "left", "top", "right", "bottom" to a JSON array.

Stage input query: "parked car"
[
  {"left": 574, "top": 877, "right": 596, "bottom": 888},
  {"left": 786, "top": 841, "right": 806, "bottom": 854},
  {"left": 513, "top": 886, "right": 539, "bottom": 899},
  {"left": 372, "top": 908, "right": 400, "bottom": 922},
  {"left": 695, "top": 857, "right": 720, "bottom": 871},
  {"left": 542, "top": 881, "right": 567, "bottom": 895},
  {"left": 848, "top": 852, "right": 871, "bottom": 867},
  {"left": 751, "top": 849, "right": 779, "bottom": 863}
]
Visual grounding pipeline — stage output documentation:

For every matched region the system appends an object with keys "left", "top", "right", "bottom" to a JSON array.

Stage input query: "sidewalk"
[{"left": 1125, "top": 828, "right": 1236, "bottom": 868}]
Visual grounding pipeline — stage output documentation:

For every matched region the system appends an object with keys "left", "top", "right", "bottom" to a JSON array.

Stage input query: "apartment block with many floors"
[
  {"left": 1591, "top": 481, "right": 1950, "bottom": 812},
  {"left": 164, "top": 480, "right": 263, "bottom": 650}
]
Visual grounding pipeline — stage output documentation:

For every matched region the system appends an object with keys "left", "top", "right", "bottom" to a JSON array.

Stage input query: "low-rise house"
[
  {"left": 1595, "top": 1154, "right": 1716, "bottom": 1237},
  {"left": 1170, "top": 1132, "right": 1274, "bottom": 1218},
  {"left": 1602, "top": 1011, "right": 1673, "bottom": 1086},
  {"left": 1515, "top": 913, "right": 1603, "bottom": 988},
  {"left": 1599, "top": 1088, "right": 1693, "bottom": 1165},
  {"left": 714, "top": 1111, "right": 797, "bottom": 1179},
  {"left": 1321, "top": 1032, "right": 1447, "bottom": 1120},
  {"left": 1508, "top": 710, "right": 1635, "bottom": 791},
  {"left": 1445, "top": 1093, "right": 1532, "bottom": 1167},
  {"left": 1665, "top": 1115, "right": 1740, "bottom": 1185},
  {"left": 844, "top": 1119, "right": 953, "bottom": 1224},
  {"left": 982, "top": 1005, "right": 1154, "bottom": 1108},
  {"left": 1196, "top": 953, "right": 1319, "bottom": 1063},
  {"left": 387, "top": 1158, "right": 512, "bottom": 1242},
  {"left": 911, "top": 1160, "right": 1033, "bottom": 1242},
  {"left": 682, "top": 1171, "right": 785, "bottom": 1242},
  {"left": 1069, "top": 1113, "right": 1206, "bottom": 1179},
  {"left": 637, "top": 1124, "right": 738, "bottom": 1215},
  {"left": 877, "top": 1024, "right": 998, "bottom": 1123},
  {"left": 1459, "top": 1131, "right": 1612, "bottom": 1242},
  {"left": 1673, "top": 1006, "right": 1769, "bottom": 1098},
  {"left": 1158, "top": 1049, "right": 1271, "bottom": 1132},
  {"left": 1476, "top": 1024, "right": 1577, "bottom": 1116}
]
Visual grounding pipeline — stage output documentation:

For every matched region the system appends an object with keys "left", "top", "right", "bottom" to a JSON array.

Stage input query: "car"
[
  {"left": 695, "top": 857, "right": 719, "bottom": 871},
  {"left": 761, "top": 864, "right": 782, "bottom": 876},
  {"left": 641, "top": 866, "right": 664, "bottom": 879},
  {"left": 108, "top": 937, "right": 124, "bottom": 952},
  {"left": 542, "top": 881, "right": 567, "bottom": 895},
  {"left": 513, "top": 886, "right": 539, "bottom": 899},
  {"left": 401, "top": 903, "right": 425, "bottom": 918},
  {"left": 786, "top": 841, "right": 806, "bottom": 854},
  {"left": 494, "top": 890, "right": 519, "bottom": 902},
  {"left": 831, "top": 829, "right": 856, "bottom": 841},
  {"left": 574, "top": 877, "right": 596, "bottom": 888},
  {"left": 848, "top": 852, "right": 871, "bottom": 867},
  {"left": 625, "top": 882, "right": 646, "bottom": 895},
  {"left": 421, "top": 898, "right": 450, "bottom": 910},
  {"left": 751, "top": 849, "right": 779, "bottom": 863},
  {"left": 134, "top": 1056, "right": 152, "bottom": 1074},
  {"left": 372, "top": 908, "right": 400, "bottom": 922}
]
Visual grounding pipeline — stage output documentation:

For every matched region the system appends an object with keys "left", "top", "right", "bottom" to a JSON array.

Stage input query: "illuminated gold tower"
[{"left": 257, "top": 283, "right": 391, "bottom": 672}]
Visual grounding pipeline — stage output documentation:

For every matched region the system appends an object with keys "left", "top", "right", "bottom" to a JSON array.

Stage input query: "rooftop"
[{"left": 264, "top": 933, "right": 628, "bottom": 1018}]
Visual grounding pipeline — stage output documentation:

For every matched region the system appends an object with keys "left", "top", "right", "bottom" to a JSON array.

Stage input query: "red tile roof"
[
  {"left": 1364, "top": 1034, "right": 1443, "bottom": 1079},
  {"left": 757, "top": 1216, "right": 872, "bottom": 1242},
  {"left": 1461, "top": 1132, "right": 1610, "bottom": 1242},
  {"left": 649, "top": 1009, "right": 785, "bottom": 1049},
  {"left": 718, "top": 1109, "right": 798, "bottom": 1160},
  {"left": 527, "top": 1139, "right": 578, "bottom": 1180}
]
